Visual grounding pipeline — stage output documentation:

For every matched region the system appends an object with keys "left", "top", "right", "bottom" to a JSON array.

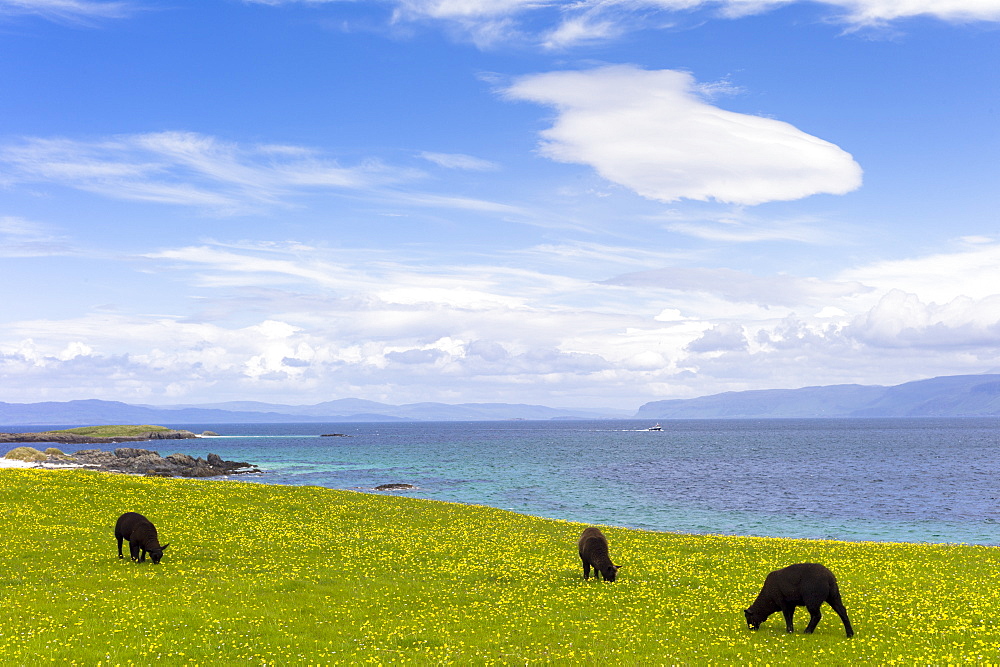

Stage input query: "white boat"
[{"left": 647, "top": 423, "right": 662, "bottom": 431}]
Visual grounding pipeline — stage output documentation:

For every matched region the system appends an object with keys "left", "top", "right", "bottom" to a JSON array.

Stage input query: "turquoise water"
[{"left": 13, "top": 418, "right": 1000, "bottom": 546}]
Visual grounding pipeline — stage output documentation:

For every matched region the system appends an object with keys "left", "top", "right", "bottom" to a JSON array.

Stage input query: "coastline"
[
  {"left": 5, "top": 418, "right": 998, "bottom": 547},
  {"left": 1, "top": 446, "right": 259, "bottom": 477},
  {"left": 0, "top": 463, "right": 991, "bottom": 549}
]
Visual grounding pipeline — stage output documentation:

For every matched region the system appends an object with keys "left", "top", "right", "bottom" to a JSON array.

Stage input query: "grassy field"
[
  {"left": 0, "top": 468, "right": 996, "bottom": 664},
  {"left": 34, "top": 425, "right": 176, "bottom": 438}
]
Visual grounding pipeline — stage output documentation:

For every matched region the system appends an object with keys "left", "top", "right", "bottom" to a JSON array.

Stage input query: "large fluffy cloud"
[{"left": 505, "top": 65, "right": 863, "bottom": 206}]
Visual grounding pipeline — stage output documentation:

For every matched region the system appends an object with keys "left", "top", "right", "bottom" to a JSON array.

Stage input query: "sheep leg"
[
  {"left": 117, "top": 535, "right": 124, "bottom": 559},
  {"left": 829, "top": 600, "right": 854, "bottom": 638},
  {"left": 803, "top": 605, "right": 823, "bottom": 633},
  {"left": 781, "top": 605, "right": 796, "bottom": 633},
  {"left": 581, "top": 560, "right": 591, "bottom": 580}
]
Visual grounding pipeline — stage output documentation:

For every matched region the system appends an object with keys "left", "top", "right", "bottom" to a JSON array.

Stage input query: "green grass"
[
  {"left": 1, "top": 468, "right": 997, "bottom": 664},
  {"left": 39, "top": 425, "right": 174, "bottom": 438}
]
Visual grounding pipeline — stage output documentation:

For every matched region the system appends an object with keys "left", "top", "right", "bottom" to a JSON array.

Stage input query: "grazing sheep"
[
  {"left": 115, "top": 512, "right": 170, "bottom": 564},
  {"left": 744, "top": 562, "right": 854, "bottom": 637},
  {"left": 577, "top": 527, "right": 620, "bottom": 582}
]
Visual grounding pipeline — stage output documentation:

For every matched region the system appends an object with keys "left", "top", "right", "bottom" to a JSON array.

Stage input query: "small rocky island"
[
  {"left": 1, "top": 425, "right": 260, "bottom": 478},
  {"left": 0, "top": 426, "right": 200, "bottom": 445}
]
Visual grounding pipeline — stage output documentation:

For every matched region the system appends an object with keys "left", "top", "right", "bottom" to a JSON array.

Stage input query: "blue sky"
[{"left": 1, "top": 0, "right": 999, "bottom": 409}]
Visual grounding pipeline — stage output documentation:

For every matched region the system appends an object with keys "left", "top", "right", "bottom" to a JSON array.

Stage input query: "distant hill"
[
  {"left": 0, "top": 398, "right": 630, "bottom": 427},
  {"left": 155, "top": 399, "right": 632, "bottom": 421},
  {"left": 5, "top": 373, "right": 1000, "bottom": 426},
  {"left": 635, "top": 374, "right": 1000, "bottom": 419},
  {"left": 0, "top": 399, "right": 332, "bottom": 427}
]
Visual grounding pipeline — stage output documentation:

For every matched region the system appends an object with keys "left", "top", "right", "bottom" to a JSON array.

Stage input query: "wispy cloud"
[
  {"left": 0, "top": 0, "right": 133, "bottom": 23},
  {"left": 816, "top": 0, "right": 1000, "bottom": 24},
  {"left": 838, "top": 238, "right": 1000, "bottom": 303},
  {"left": 419, "top": 151, "right": 499, "bottom": 171},
  {"left": 662, "top": 210, "right": 847, "bottom": 244},
  {"left": 248, "top": 0, "right": 1000, "bottom": 47},
  {"left": 504, "top": 65, "right": 863, "bottom": 206},
  {"left": 603, "top": 266, "right": 869, "bottom": 307},
  {"left": 145, "top": 244, "right": 363, "bottom": 290},
  {"left": 0, "top": 132, "right": 422, "bottom": 215},
  {"left": 385, "top": 190, "right": 525, "bottom": 214},
  {"left": 0, "top": 216, "right": 78, "bottom": 257}
]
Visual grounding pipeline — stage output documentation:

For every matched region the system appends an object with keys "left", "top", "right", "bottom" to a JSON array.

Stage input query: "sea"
[{"left": 8, "top": 418, "right": 999, "bottom": 546}]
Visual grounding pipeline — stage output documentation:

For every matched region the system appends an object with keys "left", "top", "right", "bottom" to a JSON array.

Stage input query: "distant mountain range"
[
  {"left": 0, "top": 398, "right": 632, "bottom": 426},
  {"left": 636, "top": 374, "right": 1000, "bottom": 419},
  {"left": 3, "top": 374, "right": 1000, "bottom": 426}
]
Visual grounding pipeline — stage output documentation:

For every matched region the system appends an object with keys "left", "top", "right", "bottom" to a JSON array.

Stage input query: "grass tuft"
[
  {"left": 3, "top": 446, "right": 46, "bottom": 462},
  {"left": 0, "top": 468, "right": 997, "bottom": 663}
]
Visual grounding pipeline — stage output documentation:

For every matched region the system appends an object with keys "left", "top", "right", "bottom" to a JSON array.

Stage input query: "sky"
[{"left": 1, "top": 0, "right": 999, "bottom": 410}]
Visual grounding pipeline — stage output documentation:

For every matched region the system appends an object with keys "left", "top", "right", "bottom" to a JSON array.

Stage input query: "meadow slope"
[{"left": 0, "top": 468, "right": 996, "bottom": 664}]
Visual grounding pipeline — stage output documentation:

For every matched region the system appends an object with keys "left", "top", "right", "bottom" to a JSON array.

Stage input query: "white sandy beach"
[
  {"left": 0, "top": 457, "right": 88, "bottom": 470},
  {"left": 0, "top": 458, "right": 35, "bottom": 468}
]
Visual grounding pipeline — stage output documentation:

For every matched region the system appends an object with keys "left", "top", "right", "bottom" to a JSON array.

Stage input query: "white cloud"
[
  {"left": 56, "top": 340, "right": 93, "bottom": 360},
  {"left": 0, "top": 216, "right": 77, "bottom": 257},
  {"left": 419, "top": 151, "right": 499, "bottom": 171},
  {"left": 389, "top": 193, "right": 525, "bottom": 216},
  {"left": 146, "top": 245, "right": 362, "bottom": 290},
  {"left": 686, "top": 322, "right": 749, "bottom": 353},
  {"left": 505, "top": 65, "right": 863, "bottom": 206},
  {"left": 0, "top": 132, "right": 419, "bottom": 215},
  {"left": 661, "top": 209, "right": 846, "bottom": 244},
  {"left": 392, "top": 0, "right": 550, "bottom": 19},
  {"left": 604, "top": 266, "right": 868, "bottom": 307},
  {"left": 0, "top": 0, "right": 131, "bottom": 23},
  {"left": 264, "top": 0, "right": 1000, "bottom": 48},
  {"left": 1, "top": 132, "right": 532, "bottom": 222},
  {"left": 540, "top": 14, "right": 622, "bottom": 49},
  {"left": 8, "top": 238, "right": 1000, "bottom": 408},
  {"left": 848, "top": 290, "right": 1000, "bottom": 349},
  {"left": 422, "top": 0, "right": 1000, "bottom": 26},
  {"left": 838, "top": 241, "right": 1000, "bottom": 303},
  {"left": 817, "top": 0, "right": 1000, "bottom": 24},
  {"left": 376, "top": 284, "right": 526, "bottom": 309}
]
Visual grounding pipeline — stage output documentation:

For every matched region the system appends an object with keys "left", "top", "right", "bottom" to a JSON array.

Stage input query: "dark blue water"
[{"left": 10, "top": 419, "right": 1000, "bottom": 545}]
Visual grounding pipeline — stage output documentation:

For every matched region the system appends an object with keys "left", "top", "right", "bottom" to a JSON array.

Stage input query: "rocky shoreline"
[
  {"left": 77, "top": 447, "right": 260, "bottom": 477},
  {"left": 3, "top": 445, "right": 261, "bottom": 478}
]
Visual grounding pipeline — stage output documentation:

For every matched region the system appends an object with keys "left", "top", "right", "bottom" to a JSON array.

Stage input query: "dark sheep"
[
  {"left": 577, "top": 526, "right": 620, "bottom": 582},
  {"left": 744, "top": 562, "right": 854, "bottom": 637},
  {"left": 115, "top": 512, "right": 170, "bottom": 564}
]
